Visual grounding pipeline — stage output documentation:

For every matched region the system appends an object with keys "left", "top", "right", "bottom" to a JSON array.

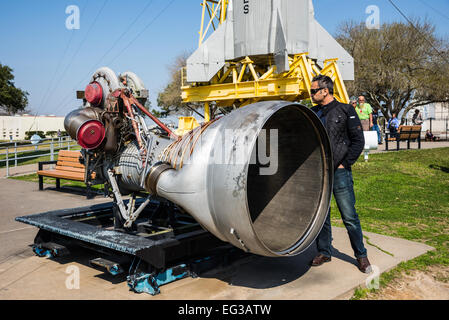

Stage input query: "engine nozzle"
[{"left": 147, "top": 101, "right": 334, "bottom": 257}]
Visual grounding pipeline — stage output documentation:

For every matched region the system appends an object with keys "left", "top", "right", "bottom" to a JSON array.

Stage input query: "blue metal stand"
[
  {"left": 127, "top": 263, "right": 189, "bottom": 295},
  {"left": 33, "top": 245, "right": 55, "bottom": 258}
]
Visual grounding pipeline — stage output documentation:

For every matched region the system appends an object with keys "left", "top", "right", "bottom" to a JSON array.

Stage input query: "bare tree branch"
[{"left": 336, "top": 19, "right": 449, "bottom": 120}]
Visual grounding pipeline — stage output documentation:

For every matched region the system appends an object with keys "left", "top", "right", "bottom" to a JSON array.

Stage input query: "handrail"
[{"left": 0, "top": 136, "right": 79, "bottom": 177}]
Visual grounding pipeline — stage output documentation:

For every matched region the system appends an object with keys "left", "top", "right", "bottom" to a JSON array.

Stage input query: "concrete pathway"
[
  {"left": 0, "top": 179, "right": 110, "bottom": 263},
  {"left": 0, "top": 163, "right": 40, "bottom": 179},
  {"left": 370, "top": 140, "right": 449, "bottom": 154},
  {"left": 0, "top": 179, "right": 434, "bottom": 300}
]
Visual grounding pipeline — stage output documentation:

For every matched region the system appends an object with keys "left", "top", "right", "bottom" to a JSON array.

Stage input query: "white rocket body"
[{"left": 187, "top": 0, "right": 354, "bottom": 82}]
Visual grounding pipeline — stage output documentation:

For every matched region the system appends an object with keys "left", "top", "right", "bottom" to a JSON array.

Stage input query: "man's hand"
[{"left": 338, "top": 164, "right": 345, "bottom": 169}]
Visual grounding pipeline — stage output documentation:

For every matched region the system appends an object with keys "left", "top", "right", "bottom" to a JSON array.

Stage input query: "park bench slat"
[
  {"left": 410, "top": 126, "right": 421, "bottom": 139},
  {"left": 55, "top": 160, "right": 85, "bottom": 169},
  {"left": 37, "top": 170, "right": 85, "bottom": 181},
  {"left": 53, "top": 166, "right": 96, "bottom": 178},
  {"left": 57, "top": 155, "right": 82, "bottom": 164},
  {"left": 55, "top": 165, "right": 85, "bottom": 173},
  {"left": 58, "top": 150, "right": 81, "bottom": 158}
]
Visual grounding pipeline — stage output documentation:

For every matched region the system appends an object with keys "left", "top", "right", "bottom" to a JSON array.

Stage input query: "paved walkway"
[
  {"left": 0, "top": 178, "right": 434, "bottom": 300},
  {"left": 0, "top": 179, "right": 110, "bottom": 263},
  {"left": 0, "top": 163, "right": 42, "bottom": 179},
  {"left": 370, "top": 140, "right": 449, "bottom": 154}
]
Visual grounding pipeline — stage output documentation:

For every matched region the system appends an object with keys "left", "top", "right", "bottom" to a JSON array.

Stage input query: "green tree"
[
  {"left": 25, "top": 131, "right": 45, "bottom": 140},
  {"left": 157, "top": 52, "right": 201, "bottom": 116},
  {"left": 150, "top": 108, "right": 164, "bottom": 118},
  {"left": 336, "top": 20, "right": 449, "bottom": 121},
  {"left": 300, "top": 99, "right": 313, "bottom": 108},
  {"left": 45, "top": 131, "right": 58, "bottom": 138},
  {"left": 0, "top": 64, "right": 29, "bottom": 115}
]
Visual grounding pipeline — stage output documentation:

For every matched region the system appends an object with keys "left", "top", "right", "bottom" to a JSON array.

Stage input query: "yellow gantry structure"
[
  {"left": 180, "top": 0, "right": 349, "bottom": 125},
  {"left": 198, "top": 0, "right": 228, "bottom": 48}
]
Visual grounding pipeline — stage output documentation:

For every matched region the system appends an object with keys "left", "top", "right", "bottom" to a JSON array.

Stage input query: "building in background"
[
  {"left": 406, "top": 102, "right": 449, "bottom": 134},
  {"left": 0, "top": 115, "right": 65, "bottom": 140}
]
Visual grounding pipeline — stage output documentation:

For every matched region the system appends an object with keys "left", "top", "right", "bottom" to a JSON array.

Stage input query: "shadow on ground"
[
  {"left": 42, "top": 186, "right": 105, "bottom": 199},
  {"left": 429, "top": 164, "right": 449, "bottom": 174},
  {"left": 25, "top": 235, "right": 361, "bottom": 292},
  {"left": 200, "top": 244, "right": 359, "bottom": 289},
  {"left": 40, "top": 246, "right": 129, "bottom": 285}
]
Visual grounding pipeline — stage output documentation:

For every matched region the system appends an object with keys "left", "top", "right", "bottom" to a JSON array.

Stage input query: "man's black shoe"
[
  {"left": 311, "top": 254, "right": 331, "bottom": 267},
  {"left": 357, "top": 257, "right": 372, "bottom": 273}
]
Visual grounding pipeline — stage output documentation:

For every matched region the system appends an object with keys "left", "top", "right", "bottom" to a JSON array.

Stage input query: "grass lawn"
[
  {"left": 329, "top": 147, "right": 449, "bottom": 299},
  {"left": 9, "top": 147, "right": 449, "bottom": 298}
]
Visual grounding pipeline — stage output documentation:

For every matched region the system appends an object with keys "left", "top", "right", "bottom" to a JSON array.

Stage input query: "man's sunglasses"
[{"left": 310, "top": 88, "right": 325, "bottom": 95}]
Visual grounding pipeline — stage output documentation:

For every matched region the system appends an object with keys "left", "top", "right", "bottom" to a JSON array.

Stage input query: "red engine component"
[
  {"left": 77, "top": 120, "right": 105, "bottom": 150},
  {"left": 85, "top": 82, "right": 103, "bottom": 106}
]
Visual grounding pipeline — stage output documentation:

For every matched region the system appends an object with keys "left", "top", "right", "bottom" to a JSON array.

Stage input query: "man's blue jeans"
[
  {"left": 316, "top": 168, "right": 367, "bottom": 259},
  {"left": 371, "top": 124, "right": 382, "bottom": 143}
]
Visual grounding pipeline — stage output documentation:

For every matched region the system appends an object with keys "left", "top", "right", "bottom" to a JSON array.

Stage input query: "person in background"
[
  {"left": 350, "top": 99, "right": 357, "bottom": 109},
  {"left": 412, "top": 109, "right": 423, "bottom": 125},
  {"left": 309, "top": 75, "right": 371, "bottom": 274},
  {"left": 371, "top": 107, "right": 382, "bottom": 145},
  {"left": 388, "top": 113, "right": 400, "bottom": 138},
  {"left": 356, "top": 96, "right": 373, "bottom": 131},
  {"left": 425, "top": 129, "right": 438, "bottom": 142}
]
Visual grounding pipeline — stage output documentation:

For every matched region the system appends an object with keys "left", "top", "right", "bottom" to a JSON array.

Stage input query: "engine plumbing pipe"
[
  {"left": 129, "top": 95, "right": 179, "bottom": 140},
  {"left": 121, "top": 92, "right": 144, "bottom": 151}
]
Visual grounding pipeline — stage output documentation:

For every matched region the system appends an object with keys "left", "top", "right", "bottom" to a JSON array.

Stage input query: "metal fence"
[{"left": 0, "top": 136, "right": 78, "bottom": 177}]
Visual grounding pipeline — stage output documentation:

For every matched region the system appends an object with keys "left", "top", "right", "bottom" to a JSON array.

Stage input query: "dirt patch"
[{"left": 365, "top": 266, "right": 449, "bottom": 300}]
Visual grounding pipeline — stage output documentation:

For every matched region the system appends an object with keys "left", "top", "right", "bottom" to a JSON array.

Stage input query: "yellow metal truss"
[
  {"left": 182, "top": 54, "right": 349, "bottom": 110},
  {"left": 180, "top": 0, "right": 349, "bottom": 126},
  {"left": 198, "top": 0, "right": 228, "bottom": 47}
]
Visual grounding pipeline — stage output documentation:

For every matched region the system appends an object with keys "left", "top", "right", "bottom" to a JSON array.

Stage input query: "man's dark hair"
[{"left": 312, "top": 74, "right": 334, "bottom": 95}]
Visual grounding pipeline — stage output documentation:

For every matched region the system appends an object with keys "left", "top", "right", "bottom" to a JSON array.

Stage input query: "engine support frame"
[{"left": 16, "top": 199, "right": 245, "bottom": 295}]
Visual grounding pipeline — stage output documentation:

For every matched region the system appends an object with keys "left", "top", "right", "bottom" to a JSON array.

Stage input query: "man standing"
[
  {"left": 412, "top": 109, "right": 423, "bottom": 125},
  {"left": 309, "top": 75, "right": 372, "bottom": 273},
  {"left": 371, "top": 107, "right": 382, "bottom": 145},
  {"left": 356, "top": 96, "right": 373, "bottom": 131}
]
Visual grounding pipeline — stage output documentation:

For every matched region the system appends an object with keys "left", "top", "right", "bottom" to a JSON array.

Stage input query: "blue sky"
[{"left": 0, "top": 0, "right": 448, "bottom": 116}]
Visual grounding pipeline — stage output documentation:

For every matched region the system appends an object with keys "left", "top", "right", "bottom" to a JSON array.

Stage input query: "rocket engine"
[{"left": 65, "top": 67, "right": 333, "bottom": 257}]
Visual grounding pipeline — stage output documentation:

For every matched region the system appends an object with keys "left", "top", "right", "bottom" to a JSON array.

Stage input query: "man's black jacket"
[{"left": 311, "top": 99, "right": 365, "bottom": 171}]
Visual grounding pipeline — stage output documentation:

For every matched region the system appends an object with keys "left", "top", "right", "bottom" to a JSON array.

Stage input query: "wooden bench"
[
  {"left": 385, "top": 125, "right": 422, "bottom": 151},
  {"left": 37, "top": 150, "right": 96, "bottom": 198}
]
